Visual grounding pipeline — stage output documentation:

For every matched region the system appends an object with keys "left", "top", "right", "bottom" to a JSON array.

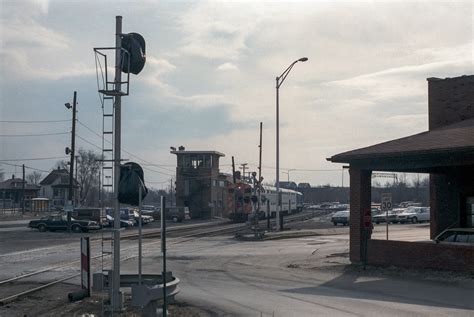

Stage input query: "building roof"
[
  {"left": 40, "top": 168, "right": 78, "bottom": 186},
  {"left": 329, "top": 118, "right": 474, "bottom": 163},
  {"left": 170, "top": 150, "right": 225, "bottom": 157},
  {"left": 0, "top": 178, "right": 40, "bottom": 190}
]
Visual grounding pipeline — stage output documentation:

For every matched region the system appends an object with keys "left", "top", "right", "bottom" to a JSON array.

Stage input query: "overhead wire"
[
  {"left": 0, "top": 119, "right": 70, "bottom": 123},
  {"left": 0, "top": 156, "right": 68, "bottom": 162},
  {"left": 0, "top": 132, "right": 69, "bottom": 137},
  {"left": 77, "top": 119, "right": 175, "bottom": 174}
]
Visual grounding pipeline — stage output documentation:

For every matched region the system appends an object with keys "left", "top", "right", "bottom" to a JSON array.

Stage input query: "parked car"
[
  {"left": 434, "top": 228, "right": 474, "bottom": 245},
  {"left": 28, "top": 215, "right": 100, "bottom": 233},
  {"left": 105, "top": 209, "right": 135, "bottom": 228},
  {"left": 105, "top": 214, "right": 135, "bottom": 228},
  {"left": 166, "top": 206, "right": 190, "bottom": 222},
  {"left": 396, "top": 207, "right": 430, "bottom": 223},
  {"left": 132, "top": 210, "right": 154, "bottom": 225},
  {"left": 331, "top": 210, "right": 349, "bottom": 226},
  {"left": 145, "top": 206, "right": 190, "bottom": 222},
  {"left": 372, "top": 208, "right": 404, "bottom": 224},
  {"left": 70, "top": 208, "right": 108, "bottom": 228},
  {"left": 142, "top": 205, "right": 157, "bottom": 213}
]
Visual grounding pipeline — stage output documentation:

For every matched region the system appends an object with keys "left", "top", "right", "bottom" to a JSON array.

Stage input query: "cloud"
[
  {"left": 176, "top": 2, "right": 263, "bottom": 60},
  {"left": 216, "top": 63, "right": 238, "bottom": 72},
  {"left": 1, "top": 1, "right": 472, "bottom": 186}
]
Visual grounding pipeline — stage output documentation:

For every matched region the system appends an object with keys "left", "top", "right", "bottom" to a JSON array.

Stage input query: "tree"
[
  {"left": 76, "top": 148, "right": 102, "bottom": 206},
  {"left": 0, "top": 168, "right": 4, "bottom": 181},
  {"left": 26, "top": 171, "right": 43, "bottom": 185}
]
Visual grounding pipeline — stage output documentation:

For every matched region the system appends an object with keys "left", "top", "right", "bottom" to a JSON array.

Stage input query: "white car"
[{"left": 396, "top": 207, "right": 430, "bottom": 224}]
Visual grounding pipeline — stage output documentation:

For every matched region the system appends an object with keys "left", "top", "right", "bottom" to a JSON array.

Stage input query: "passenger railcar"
[{"left": 227, "top": 182, "right": 303, "bottom": 222}]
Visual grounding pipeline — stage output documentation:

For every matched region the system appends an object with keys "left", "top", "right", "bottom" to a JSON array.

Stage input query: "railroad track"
[{"left": 0, "top": 211, "right": 312, "bottom": 306}]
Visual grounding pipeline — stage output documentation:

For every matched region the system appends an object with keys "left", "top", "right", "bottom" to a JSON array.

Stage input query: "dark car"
[
  {"left": 105, "top": 214, "right": 134, "bottom": 228},
  {"left": 28, "top": 215, "right": 100, "bottom": 233},
  {"left": 105, "top": 208, "right": 135, "bottom": 228},
  {"left": 145, "top": 206, "right": 190, "bottom": 222},
  {"left": 434, "top": 228, "right": 474, "bottom": 245},
  {"left": 331, "top": 210, "right": 349, "bottom": 226},
  {"left": 71, "top": 208, "right": 108, "bottom": 228}
]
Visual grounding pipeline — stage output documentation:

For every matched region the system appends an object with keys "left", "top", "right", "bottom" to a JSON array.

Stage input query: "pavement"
[
  {"left": 0, "top": 219, "right": 30, "bottom": 228},
  {"left": 1, "top": 213, "right": 471, "bottom": 316}
]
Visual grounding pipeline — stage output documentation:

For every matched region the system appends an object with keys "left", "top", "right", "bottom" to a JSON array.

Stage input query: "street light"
[
  {"left": 275, "top": 57, "right": 308, "bottom": 231},
  {"left": 282, "top": 169, "right": 296, "bottom": 182}
]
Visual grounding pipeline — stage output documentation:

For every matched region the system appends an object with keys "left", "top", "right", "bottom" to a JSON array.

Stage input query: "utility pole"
[
  {"left": 112, "top": 15, "right": 123, "bottom": 311},
  {"left": 239, "top": 163, "right": 248, "bottom": 181},
  {"left": 67, "top": 91, "right": 77, "bottom": 232},
  {"left": 170, "top": 178, "right": 173, "bottom": 206},
  {"left": 231, "top": 156, "right": 237, "bottom": 218},
  {"left": 257, "top": 122, "right": 263, "bottom": 213},
  {"left": 231, "top": 156, "right": 236, "bottom": 183},
  {"left": 21, "top": 164, "right": 25, "bottom": 214}
]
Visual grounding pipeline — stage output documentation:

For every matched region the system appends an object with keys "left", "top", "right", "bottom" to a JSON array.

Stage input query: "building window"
[
  {"left": 466, "top": 197, "right": 474, "bottom": 228},
  {"left": 184, "top": 180, "right": 189, "bottom": 196}
]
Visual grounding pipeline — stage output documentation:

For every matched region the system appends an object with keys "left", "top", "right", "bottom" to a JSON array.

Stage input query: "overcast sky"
[{"left": 0, "top": 0, "right": 473, "bottom": 188}]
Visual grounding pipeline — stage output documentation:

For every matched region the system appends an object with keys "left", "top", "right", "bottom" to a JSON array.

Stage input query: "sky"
[{"left": 0, "top": 0, "right": 473, "bottom": 188}]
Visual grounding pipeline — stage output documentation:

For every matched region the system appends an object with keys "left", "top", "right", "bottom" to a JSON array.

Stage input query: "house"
[
  {"left": 328, "top": 75, "right": 474, "bottom": 272},
  {"left": 0, "top": 175, "right": 40, "bottom": 209},
  {"left": 40, "top": 168, "right": 79, "bottom": 209}
]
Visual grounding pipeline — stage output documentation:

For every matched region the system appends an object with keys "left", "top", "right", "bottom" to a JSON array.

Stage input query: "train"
[{"left": 227, "top": 182, "right": 303, "bottom": 222}]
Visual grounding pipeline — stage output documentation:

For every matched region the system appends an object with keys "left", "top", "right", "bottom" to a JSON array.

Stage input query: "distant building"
[
  {"left": 171, "top": 149, "right": 227, "bottom": 219},
  {"left": 278, "top": 181, "right": 297, "bottom": 190},
  {"left": 40, "top": 168, "right": 79, "bottom": 208},
  {"left": 0, "top": 175, "right": 40, "bottom": 209},
  {"left": 297, "top": 182, "right": 311, "bottom": 188}
]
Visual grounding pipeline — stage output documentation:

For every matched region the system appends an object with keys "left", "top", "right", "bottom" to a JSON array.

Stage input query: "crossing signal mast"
[{"left": 93, "top": 16, "right": 146, "bottom": 312}]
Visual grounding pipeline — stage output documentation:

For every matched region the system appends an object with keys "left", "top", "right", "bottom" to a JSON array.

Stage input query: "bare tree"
[
  {"left": 54, "top": 160, "right": 68, "bottom": 170},
  {"left": 76, "top": 148, "right": 102, "bottom": 206},
  {"left": 0, "top": 168, "right": 4, "bottom": 182},
  {"left": 26, "top": 171, "right": 43, "bottom": 185}
]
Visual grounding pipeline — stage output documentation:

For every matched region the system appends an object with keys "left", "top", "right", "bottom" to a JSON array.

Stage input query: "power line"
[
  {"left": 76, "top": 134, "right": 103, "bottom": 151},
  {"left": 77, "top": 119, "right": 175, "bottom": 173},
  {"left": 0, "top": 162, "right": 55, "bottom": 174},
  {"left": 0, "top": 119, "right": 70, "bottom": 123},
  {"left": 0, "top": 156, "right": 68, "bottom": 162},
  {"left": 77, "top": 122, "right": 174, "bottom": 177},
  {"left": 0, "top": 132, "right": 69, "bottom": 137}
]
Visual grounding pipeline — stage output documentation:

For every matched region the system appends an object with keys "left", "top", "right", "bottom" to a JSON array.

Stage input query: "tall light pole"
[
  {"left": 283, "top": 169, "right": 296, "bottom": 182},
  {"left": 276, "top": 57, "right": 308, "bottom": 231}
]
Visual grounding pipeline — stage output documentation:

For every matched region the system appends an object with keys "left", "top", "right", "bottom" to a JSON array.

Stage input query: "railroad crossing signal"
[{"left": 381, "top": 193, "right": 393, "bottom": 212}]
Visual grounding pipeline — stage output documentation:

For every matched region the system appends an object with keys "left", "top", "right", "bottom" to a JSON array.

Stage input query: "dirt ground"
[{"left": 0, "top": 281, "right": 213, "bottom": 317}]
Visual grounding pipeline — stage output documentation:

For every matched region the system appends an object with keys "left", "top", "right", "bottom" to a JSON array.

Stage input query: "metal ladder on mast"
[{"left": 100, "top": 96, "right": 115, "bottom": 308}]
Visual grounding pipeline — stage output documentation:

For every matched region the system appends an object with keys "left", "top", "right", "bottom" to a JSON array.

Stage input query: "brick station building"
[
  {"left": 328, "top": 75, "right": 474, "bottom": 272},
  {"left": 171, "top": 149, "right": 228, "bottom": 219}
]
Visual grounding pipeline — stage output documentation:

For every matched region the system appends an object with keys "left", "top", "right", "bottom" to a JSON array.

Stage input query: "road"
[
  {"left": 120, "top": 225, "right": 472, "bottom": 317},
  {"left": 0, "top": 214, "right": 472, "bottom": 316}
]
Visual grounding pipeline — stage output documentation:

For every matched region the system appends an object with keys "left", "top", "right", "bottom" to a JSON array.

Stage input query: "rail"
[{"left": 0, "top": 210, "right": 313, "bottom": 306}]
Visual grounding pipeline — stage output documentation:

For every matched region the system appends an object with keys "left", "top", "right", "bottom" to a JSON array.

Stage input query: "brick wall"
[
  {"left": 368, "top": 239, "right": 474, "bottom": 272},
  {"left": 428, "top": 75, "right": 474, "bottom": 130},
  {"left": 349, "top": 168, "right": 372, "bottom": 262}
]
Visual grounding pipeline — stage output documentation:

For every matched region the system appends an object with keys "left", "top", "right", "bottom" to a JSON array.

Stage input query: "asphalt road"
[
  {"left": 120, "top": 225, "right": 472, "bottom": 317},
  {"left": 1, "top": 215, "right": 472, "bottom": 316}
]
